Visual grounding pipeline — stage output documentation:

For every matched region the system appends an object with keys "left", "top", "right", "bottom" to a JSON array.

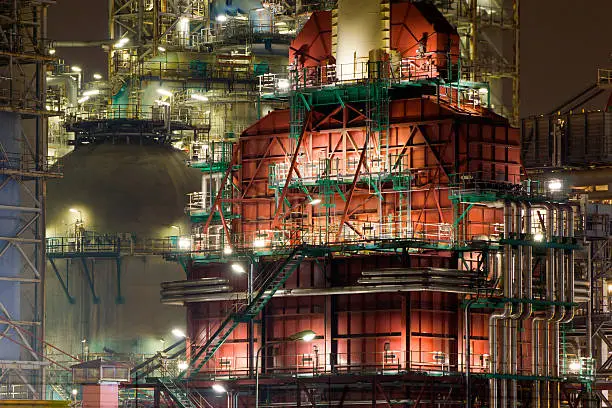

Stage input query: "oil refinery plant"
[{"left": 0, "top": 0, "right": 612, "bottom": 407}]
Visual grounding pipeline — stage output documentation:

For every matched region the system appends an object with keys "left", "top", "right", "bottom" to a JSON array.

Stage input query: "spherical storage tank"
[{"left": 45, "top": 144, "right": 201, "bottom": 358}]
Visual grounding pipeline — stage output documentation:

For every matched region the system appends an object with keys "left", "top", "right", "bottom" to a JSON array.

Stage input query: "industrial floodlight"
[
  {"left": 77, "top": 96, "right": 90, "bottom": 104},
  {"left": 178, "top": 237, "right": 191, "bottom": 250},
  {"left": 212, "top": 383, "right": 227, "bottom": 393},
  {"left": 223, "top": 246, "right": 233, "bottom": 255},
  {"left": 93, "top": 73, "right": 102, "bottom": 80},
  {"left": 71, "top": 389, "right": 78, "bottom": 396},
  {"left": 49, "top": 49, "right": 56, "bottom": 55},
  {"left": 71, "top": 66, "right": 82, "bottom": 73},
  {"left": 288, "top": 330, "right": 316, "bottom": 342},
  {"left": 231, "top": 263, "right": 246, "bottom": 273},
  {"left": 309, "top": 198, "right": 322, "bottom": 205},
  {"left": 548, "top": 179, "right": 562, "bottom": 192},
  {"left": 158, "top": 46, "right": 166, "bottom": 52},
  {"left": 216, "top": 14, "right": 228, "bottom": 22},
  {"left": 534, "top": 232, "right": 544, "bottom": 242},
  {"left": 172, "top": 328, "right": 186, "bottom": 338},
  {"left": 568, "top": 360, "right": 581, "bottom": 372},
  {"left": 178, "top": 361, "right": 189, "bottom": 371},
  {"left": 115, "top": 37, "right": 129, "bottom": 48},
  {"left": 83, "top": 89, "right": 100, "bottom": 97}
]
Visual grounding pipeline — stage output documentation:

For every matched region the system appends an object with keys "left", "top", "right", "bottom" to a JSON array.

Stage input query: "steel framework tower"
[
  {"left": 431, "top": 0, "right": 519, "bottom": 125},
  {"left": 0, "top": 0, "right": 60, "bottom": 399}
]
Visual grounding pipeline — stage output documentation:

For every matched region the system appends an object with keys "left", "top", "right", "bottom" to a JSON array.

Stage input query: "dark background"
[{"left": 48, "top": 0, "right": 612, "bottom": 117}]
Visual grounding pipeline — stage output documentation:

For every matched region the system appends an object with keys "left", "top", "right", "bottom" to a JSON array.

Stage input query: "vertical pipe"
[
  {"left": 465, "top": 300, "right": 475, "bottom": 408},
  {"left": 561, "top": 205, "right": 575, "bottom": 324},
  {"left": 489, "top": 201, "right": 513, "bottom": 408}
]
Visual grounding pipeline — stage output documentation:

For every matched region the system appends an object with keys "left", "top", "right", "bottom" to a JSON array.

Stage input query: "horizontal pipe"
[
  {"left": 161, "top": 278, "right": 229, "bottom": 289},
  {"left": 160, "top": 285, "right": 232, "bottom": 296},
  {"left": 357, "top": 277, "right": 477, "bottom": 285},
  {"left": 361, "top": 268, "right": 475, "bottom": 276},
  {"left": 160, "top": 284, "right": 481, "bottom": 305},
  {"left": 53, "top": 40, "right": 112, "bottom": 47}
]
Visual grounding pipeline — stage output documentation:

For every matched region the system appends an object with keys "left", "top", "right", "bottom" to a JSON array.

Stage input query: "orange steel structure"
[
  {"left": 234, "top": 97, "right": 519, "bottom": 246},
  {"left": 180, "top": 93, "right": 524, "bottom": 406},
  {"left": 149, "top": 5, "right": 591, "bottom": 408}
]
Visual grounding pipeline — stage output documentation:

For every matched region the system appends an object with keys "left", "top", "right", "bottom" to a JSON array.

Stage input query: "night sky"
[{"left": 48, "top": 0, "right": 612, "bottom": 117}]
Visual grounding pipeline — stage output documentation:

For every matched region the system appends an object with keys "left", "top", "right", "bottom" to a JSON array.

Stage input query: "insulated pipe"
[
  {"left": 533, "top": 204, "right": 556, "bottom": 408},
  {"left": 357, "top": 276, "right": 477, "bottom": 285},
  {"left": 520, "top": 203, "right": 534, "bottom": 321},
  {"left": 161, "top": 278, "right": 229, "bottom": 288},
  {"left": 159, "top": 284, "right": 483, "bottom": 305},
  {"left": 160, "top": 285, "right": 232, "bottom": 296},
  {"left": 507, "top": 202, "right": 523, "bottom": 407},
  {"left": 561, "top": 205, "right": 575, "bottom": 325},
  {"left": 489, "top": 202, "right": 514, "bottom": 408},
  {"left": 550, "top": 206, "right": 568, "bottom": 408},
  {"left": 361, "top": 268, "right": 478, "bottom": 277}
]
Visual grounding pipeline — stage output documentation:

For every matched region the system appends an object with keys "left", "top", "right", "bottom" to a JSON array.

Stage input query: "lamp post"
[{"left": 255, "top": 330, "right": 316, "bottom": 408}]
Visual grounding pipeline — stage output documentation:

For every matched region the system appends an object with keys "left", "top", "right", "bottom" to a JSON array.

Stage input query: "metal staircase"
[
  {"left": 158, "top": 377, "right": 212, "bottom": 408},
  {"left": 184, "top": 246, "right": 307, "bottom": 378},
  {"left": 50, "top": 383, "right": 71, "bottom": 401},
  {"left": 130, "top": 339, "right": 186, "bottom": 381}
]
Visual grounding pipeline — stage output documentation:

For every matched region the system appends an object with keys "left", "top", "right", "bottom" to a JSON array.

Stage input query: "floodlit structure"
[
  {"left": 126, "top": 3, "right": 590, "bottom": 408},
  {"left": 28, "top": 1, "right": 608, "bottom": 407},
  {"left": 522, "top": 68, "right": 612, "bottom": 405}
]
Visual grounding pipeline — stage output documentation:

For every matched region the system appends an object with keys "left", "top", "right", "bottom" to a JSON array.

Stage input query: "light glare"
[
  {"left": 157, "top": 88, "right": 173, "bottom": 97},
  {"left": 212, "top": 383, "right": 227, "bottom": 393},
  {"left": 191, "top": 93, "right": 209, "bottom": 102},
  {"left": 548, "top": 179, "right": 562, "bottom": 192},
  {"left": 178, "top": 237, "right": 191, "bottom": 250},
  {"left": 172, "top": 328, "right": 186, "bottom": 338},
  {"left": 231, "top": 263, "right": 245, "bottom": 273}
]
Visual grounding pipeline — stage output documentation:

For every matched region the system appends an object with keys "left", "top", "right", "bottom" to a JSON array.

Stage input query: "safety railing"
[
  {"left": 66, "top": 104, "right": 211, "bottom": 128},
  {"left": 448, "top": 172, "right": 564, "bottom": 201},
  {"left": 131, "top": 60, "right": 285, "bottom": 83},
  {"left": 46, "top": 234, "right": 195, "bottom": 257},
  {"left": 190, "top": 221, "right": 459, "bottom": 255},
  {"left": 0, "top": 152, "right": 62, "bottom": 176},
  {"left": 268, "top": 156, "right": 412, "bottom": 189},
  {"left": 598, "top": 68, "right": 612, "bottom": 86},
  {"left": 182, "top": 350, "right": 592, "bottom": 380},
  {"left": 189, "top": 141, "right": 233, "bottom": 168}
]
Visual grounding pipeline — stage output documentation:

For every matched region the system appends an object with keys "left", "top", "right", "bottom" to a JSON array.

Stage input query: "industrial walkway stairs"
[
  {"left": 184, "top": 246, "right": 307, "bottom": 379},
  {"left": 158, "top": 377, "right": 212, "bottom": 408},
  {"left": 130, "top": 339, "right": 186, "bottom": 381}
]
